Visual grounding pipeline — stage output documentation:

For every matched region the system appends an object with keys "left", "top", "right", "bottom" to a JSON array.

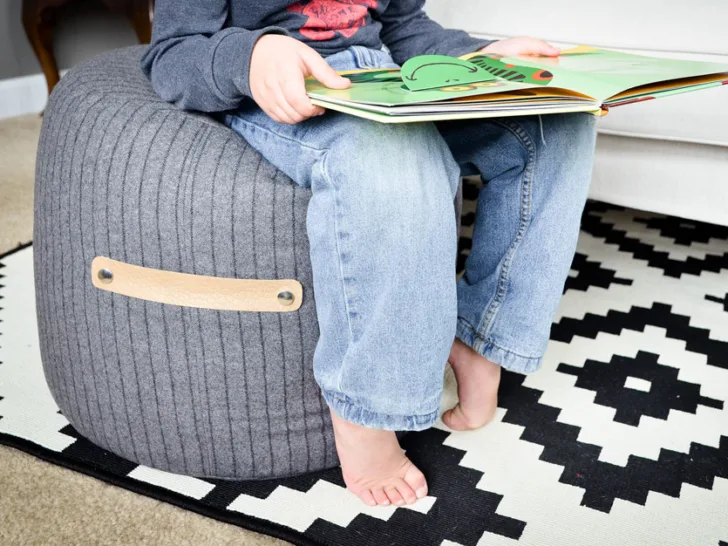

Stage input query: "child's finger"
[
  {"left": 282, "top": 77, "right": 320, "bottom": 118},
  {"left": 264, "top": 107, "right": 285, "bottom": 124},
  {"left": 533, "top": 39, "right": 560, "bottom": 56},
  {"left": 268, "top": 93, "right": 298, "bottom": 124},
  {"left": 301, "top": 49, "right": 351, "bottom": 89},
  {"left": 274, "top": 91, "right": 304, "bottom": 124},
  {"left": 256, "top": 98, "right": 279, "bottom": 123},
  {"left": 273, "top": 106, "right": 297, "bottom": 124}
]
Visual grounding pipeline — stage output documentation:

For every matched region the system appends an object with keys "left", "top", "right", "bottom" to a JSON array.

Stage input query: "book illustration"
[
  {"left": 398, "top": 54, "right": 555, "bottom": 91},
  {"left": 400, "top": 55, "right": 494, "bottom": 91},
  {"left": 383, "top": 79, "right": 508, "bottom": 96},
  {"left": 467, "top": 54, "right": 554, "bottom": 86},
  {"left": 436, "top": 81, "right": 508, "bottom": 93},
  {"left": 307, "top": 46, "right": 728, "bottom": 123}
]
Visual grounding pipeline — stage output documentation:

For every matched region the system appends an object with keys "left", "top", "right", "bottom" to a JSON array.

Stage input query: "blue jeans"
[{"left": 225, "top": 45, "right": 597, "bottom": 431}]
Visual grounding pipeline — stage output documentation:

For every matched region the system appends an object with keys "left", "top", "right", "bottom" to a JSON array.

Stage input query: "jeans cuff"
[
  {"left": 456, "top": 318, "right": 543, "bottom": 374},
  {"left": 321, "top": 389, "right": 440, "bottom": 432}
]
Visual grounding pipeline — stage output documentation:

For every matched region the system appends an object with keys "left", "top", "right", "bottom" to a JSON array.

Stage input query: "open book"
[{"left": 305, "top": 46, "right": 728, "bottom": 123}]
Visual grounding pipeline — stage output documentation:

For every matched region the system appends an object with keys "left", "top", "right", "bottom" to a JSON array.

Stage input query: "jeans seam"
[
  {"left": 319, "top": 151, "right": 356, "bottom": 391},
  {"left": 325, "top": 391, "right": 440, "bottom": 420},
  {"left": 475, "top": 119, "right": 536, "bottom": 338},
  {"left": 345, "top": 48, "right": 359, "bottom": 68},
  {"left": 230, "top": 116, "right": 325, "bottom": 154},
  {"left": 457, "top": 317, "right": 541, "bottom": 361},
  {"left": 487, "top": 340, "right": 540, "bottom": 361},
  {"left": 351, "top": 45, "right": 367, "bottom": 68}
]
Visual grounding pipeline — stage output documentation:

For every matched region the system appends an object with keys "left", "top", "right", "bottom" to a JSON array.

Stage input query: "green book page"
[
  {"left": 480, "top": 48, "right": 728, "bottom": 102},
  {"left": 306, "top": 47, "right": 728, "bottom": 107},
  {"left": 308, "top": 97, "right": 602, "bottom": 123},
  {"left": 307, "top": 76, "right": 543, "bottom": 107},
  {"left": 605, "top": 73, "right": 728, "bottom": 105}
]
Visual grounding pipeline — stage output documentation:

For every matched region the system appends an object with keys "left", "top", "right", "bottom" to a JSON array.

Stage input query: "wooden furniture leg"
[
  {"left": 127, "top": 0, "right": 153, "bottom": 43},
  {"left": 23, "top": 0, "right": 154, "bottom": 97},
  {"left": 22, "top": 0, "right": 61, "bottom": 96}
]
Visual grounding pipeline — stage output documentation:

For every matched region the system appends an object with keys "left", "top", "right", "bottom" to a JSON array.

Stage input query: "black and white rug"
[{"left": 1, "top": 199, "right": 728, "bottom": 546}]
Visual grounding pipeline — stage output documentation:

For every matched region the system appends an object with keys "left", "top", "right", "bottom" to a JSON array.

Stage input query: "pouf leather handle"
[{"left": 91, "top": 256, "right": 303, "bottom": 312}]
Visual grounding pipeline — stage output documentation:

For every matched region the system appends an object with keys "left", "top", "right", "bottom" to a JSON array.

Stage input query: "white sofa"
[{"left": 426, "top": 0, "right": 728, "bottom": 226}]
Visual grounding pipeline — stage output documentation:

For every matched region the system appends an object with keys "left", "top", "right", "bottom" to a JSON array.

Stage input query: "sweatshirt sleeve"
[
  {"left": 140, "top": 0, "right": 288, "bottom": 112},
  {"left": 376, "top": 0, "right": 495, "bottom": 65}
]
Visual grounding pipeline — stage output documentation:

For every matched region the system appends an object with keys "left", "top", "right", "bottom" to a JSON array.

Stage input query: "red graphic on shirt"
[{"left": 287, "top": 0, "right": 378, "bottom": 41}]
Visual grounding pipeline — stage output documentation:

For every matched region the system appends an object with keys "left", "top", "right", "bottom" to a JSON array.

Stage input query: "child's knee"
[
  {"left": 541, "top": 113, "right": 597, "bottom": 149},
  {"left": 328, "top": 119, "right": 460, "bottom": 201}
]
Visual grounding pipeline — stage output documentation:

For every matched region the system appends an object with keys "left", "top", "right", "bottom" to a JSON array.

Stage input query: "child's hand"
[
  {"left": 250, "top": 35, "right": 351, "bottom": 124},
  {"left": 481, "top": 37, "right": 560, "bottom": 58}
]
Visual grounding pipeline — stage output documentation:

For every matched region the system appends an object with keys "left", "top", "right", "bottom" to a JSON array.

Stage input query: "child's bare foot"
[
  {"left": 442, "top": 338, "right": 501, "bottom": 430},
  {"left": 330, "top": 410, "right": 428, "bottom": 507}
]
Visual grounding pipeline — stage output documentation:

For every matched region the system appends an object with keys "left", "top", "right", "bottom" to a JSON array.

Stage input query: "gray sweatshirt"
[{"left": 141, "top": 0, "right": 493, "bottom": 112}]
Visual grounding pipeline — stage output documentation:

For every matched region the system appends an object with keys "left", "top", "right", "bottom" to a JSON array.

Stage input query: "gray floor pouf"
[
  {"left": 33, "top": 46, "right": 337, "bottom": 479},
  {"left": 34, "top": 45, "right": 464, "bottom": 481}
]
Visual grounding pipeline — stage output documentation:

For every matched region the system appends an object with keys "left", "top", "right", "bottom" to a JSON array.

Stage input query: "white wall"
[{"left": 425, "top": 0, "right": 727, "bottom": 56}]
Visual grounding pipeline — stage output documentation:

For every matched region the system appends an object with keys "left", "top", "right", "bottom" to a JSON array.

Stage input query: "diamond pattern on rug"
[{"left": 2, "top": 196, "right": 728, "bottom": 546}]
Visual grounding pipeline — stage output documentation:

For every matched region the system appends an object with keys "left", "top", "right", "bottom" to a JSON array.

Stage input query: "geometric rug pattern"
[{"left": 2, "top": 194, "right": 727, "bottom": 546}]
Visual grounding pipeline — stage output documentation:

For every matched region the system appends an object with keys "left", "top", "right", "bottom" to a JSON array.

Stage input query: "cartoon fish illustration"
[
  {"left": 400, "top": 55, "right": 495, "bottom": 91},
  {"left": 467, "top": 54, "right": 554, "bottom": 86},
  {"left": 439, "top": 81, "right": 505, "bottom": 92}
]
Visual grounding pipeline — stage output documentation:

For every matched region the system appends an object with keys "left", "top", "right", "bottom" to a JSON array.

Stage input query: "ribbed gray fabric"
[
  {"left": 34, "top": 46, "right": 463, "bottom": 480},
  {"left": 34, "top": 46, "right": 336, "bottom": 479}
]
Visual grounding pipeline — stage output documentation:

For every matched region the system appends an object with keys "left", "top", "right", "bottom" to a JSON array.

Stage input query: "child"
[{"left": 142, "top": 0, "right": 597, "bottom": 507}]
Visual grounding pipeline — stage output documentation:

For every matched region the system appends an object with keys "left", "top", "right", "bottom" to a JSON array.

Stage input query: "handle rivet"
[
  {"left": 97, "top": 268, "right": 114, "bottom": 284},
  {"left": 277, "top": 290, "right": 295, "bottom": 306}
]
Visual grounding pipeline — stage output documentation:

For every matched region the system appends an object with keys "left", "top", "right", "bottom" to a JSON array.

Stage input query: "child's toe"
[
  {"left": 360, "top": 489, "right": 377, "bottom": 506},
  {"left": 395, "top": 479, "right": 418, "bottom": 504},
  {"left": 385, "top": 485, "right": 405, "bottom": 506},
  {"left": 372, "top": 488, "right": 390, "bottom": 506},
  {"left": 403, "top": 460, "right": 426, "bottom": 488}
]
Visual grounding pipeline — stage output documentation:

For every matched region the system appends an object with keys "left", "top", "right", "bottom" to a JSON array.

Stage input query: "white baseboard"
[{"left": 0, "top": 71, "right": 67, "bottom": 120}]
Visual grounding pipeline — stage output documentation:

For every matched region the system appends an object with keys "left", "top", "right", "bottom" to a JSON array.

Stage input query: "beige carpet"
[
  {"left": 0, "top": 115, "right": 287, "bottom": 545},
  {"left": 0, "top": 115, "right": 39, "bottom": 254}
]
